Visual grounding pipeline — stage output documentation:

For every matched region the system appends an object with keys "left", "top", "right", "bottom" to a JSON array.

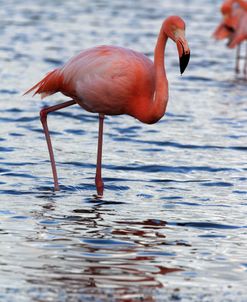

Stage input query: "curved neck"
[
  {"left": 152, "top": 28, "right": 169, "bottom": 120},
  {"left": 136, "top": 27, "right": 169, "bottom": 124}
]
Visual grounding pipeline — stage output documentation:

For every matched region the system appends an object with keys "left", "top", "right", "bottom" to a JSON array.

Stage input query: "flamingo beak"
[
  {"left": 175, "top": 30, "right": 190, "bottom": 74},
  {"left": 179, "top": 51, "right": 190, "bottom": 75},
  {"left": 223, "top": 24, "right": 235, "bottom": 33}
]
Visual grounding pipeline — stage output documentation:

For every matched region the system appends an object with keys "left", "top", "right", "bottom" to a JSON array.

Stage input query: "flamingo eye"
[
  {"left": 171, "top": 25, "right": 176, "bottom": 31},
  {"left": 171, "top": 25, "right": 177, "bottom": 36}
]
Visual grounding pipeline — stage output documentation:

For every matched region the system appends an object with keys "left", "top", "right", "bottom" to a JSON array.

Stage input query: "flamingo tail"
[{"left": 24, "top": 69, "right": 62, "bottom": 99}]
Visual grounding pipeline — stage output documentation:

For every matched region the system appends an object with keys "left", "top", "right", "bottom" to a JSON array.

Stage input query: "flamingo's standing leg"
[
  {"left": 95, "top": 114, "right": 105, "bottom": 197},
  {"left": 235, "top": 44, "right": 241, "bottom": 74},
  {"left": 40, "top": 100, "right": 76, "bottom": 191},
  {"left": 244, "top": 42, "right": 247, "bottom": 78}
]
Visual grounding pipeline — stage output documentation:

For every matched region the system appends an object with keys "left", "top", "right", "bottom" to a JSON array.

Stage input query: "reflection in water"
[{"left": 25, "top": 204, "right": 183, "bottom": 301}]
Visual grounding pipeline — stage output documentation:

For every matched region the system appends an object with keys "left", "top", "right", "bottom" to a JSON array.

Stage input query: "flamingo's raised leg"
[
  {"left": 40, "top": 100, "right": 76, "bottom": 191},
  {"left": 95, "top": 114, "right": 105, "bottom": 197},
  {"left": 235, "top": 44, "right": 241, "bottom": 74}
]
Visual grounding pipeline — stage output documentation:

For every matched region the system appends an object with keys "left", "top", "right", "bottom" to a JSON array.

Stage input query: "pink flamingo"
[
  {"left": 232, "top": 0, "right": 247, "bottom": 76},
  {"left": 213, "top": 0, "right": 247, "bottom": 76},
  {"left": 25, "top": 16, "right": 190, "bottom": 197}
]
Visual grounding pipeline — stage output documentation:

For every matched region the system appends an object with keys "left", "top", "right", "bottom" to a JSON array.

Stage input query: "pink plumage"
[
  {"left": 213, "top": 0, "right": 247, "bottom": 75},
  {"left": 25, "top": 16, "right": 190, "bottom": 197}
]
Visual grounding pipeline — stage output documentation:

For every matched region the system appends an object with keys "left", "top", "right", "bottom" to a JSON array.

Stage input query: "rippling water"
[{"left": 0, "top": 0, "right": 247, "bottom": 301}]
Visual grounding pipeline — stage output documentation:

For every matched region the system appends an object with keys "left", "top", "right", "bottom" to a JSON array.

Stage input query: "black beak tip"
[{"left": 180, "top": 52, "right": 190, "bottom": 75}]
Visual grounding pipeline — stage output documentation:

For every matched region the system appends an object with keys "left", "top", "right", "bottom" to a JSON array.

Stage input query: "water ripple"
[
  {"left": 1, "top": 0, "right": 247, "bottom": 301},
  {"left": 106, "top": 164, "right": 237, "bottom": 173},
  {"left": 114, "top": 138, "right": 247, "bottom": 152},
  {"left": 171, "top": 222, "right": 242, "bottom": 230}
]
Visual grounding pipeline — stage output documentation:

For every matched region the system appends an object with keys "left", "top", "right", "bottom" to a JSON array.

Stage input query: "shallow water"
[{"left": 0, "top": 0, "right": 247, "bottom": 301}]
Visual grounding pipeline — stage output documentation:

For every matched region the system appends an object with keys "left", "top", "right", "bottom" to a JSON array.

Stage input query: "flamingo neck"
[
  {"left": 137, "top": 27, "right": 169, "bottom": 124},
  {"left": 152, "top": 29, "right": 169, "bottom": 120}
]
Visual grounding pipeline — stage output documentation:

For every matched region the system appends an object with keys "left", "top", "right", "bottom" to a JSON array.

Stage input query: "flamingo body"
[
  {"left": 27, "top": 46, "right": 160, "bottom": 123},
  {"left": 226, "top": 4, "right": 247, "bottom": 48},
  {"left": 60, "top": 46, "right": 155, "bottom": 118}
]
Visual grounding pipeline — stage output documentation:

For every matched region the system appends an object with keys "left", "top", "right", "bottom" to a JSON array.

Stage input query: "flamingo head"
[
  {"left": 221, "top": 0, "right": 237, "bottom": 30},
  {"left": 221, "top": 2, "right": 232, "bottom": 16},
  {"left": 163, "top": 16, "right": 190, "bottom": 74}
]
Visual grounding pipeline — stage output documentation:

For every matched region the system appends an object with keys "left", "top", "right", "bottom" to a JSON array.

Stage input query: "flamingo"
[
  {"left": 213, "top": 0, "right": 247, "bottom": 76},
  {"left": 227, "top": 3, "right": 247, "bottom": 76},
  {"left": 24, "top": 15, "right": 190, "bottom": 197}
]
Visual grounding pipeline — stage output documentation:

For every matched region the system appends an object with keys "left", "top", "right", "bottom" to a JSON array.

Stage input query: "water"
[{"left": 0, "top": 0, "right": 247, "bottom": 301}]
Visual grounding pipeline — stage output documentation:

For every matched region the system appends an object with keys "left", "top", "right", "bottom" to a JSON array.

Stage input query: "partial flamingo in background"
[
  {"left": 213, "top": 0, "right": 247, "bottom": 76},
  {"left": 232, "top": 0, "right": 247, "bottom": 76},
  {"left": 24, "top": 16, "right": 190, "bottom": 197}
]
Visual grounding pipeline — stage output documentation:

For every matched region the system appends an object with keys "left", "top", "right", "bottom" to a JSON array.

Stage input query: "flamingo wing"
[{"left": 60, "top": 46, "right": 155, "bottom": 115}]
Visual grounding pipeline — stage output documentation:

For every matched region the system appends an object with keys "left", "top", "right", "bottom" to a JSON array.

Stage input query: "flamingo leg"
[
  {"left": 40, "top": 100, "right": 76, "bottom": 191},
  {"left": 235, "top": 44, "right": 241, "bottom": 74},
  {"left": 95, "top": 114, "right": 105, "bottom": 197},
  {"left": 244, "top": 42, "right": 247, "bottom": 78}
]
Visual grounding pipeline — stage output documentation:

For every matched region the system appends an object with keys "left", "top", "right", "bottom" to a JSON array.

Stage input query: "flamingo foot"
[
  {"left": 95, "top": 180, "right": 104, "bottom": 198},
  {"left": 54, "top": 184, "right": 60, "bottom": 191},
  {"left": 93, "top": 193, "right": 104, "bottom": 199}
]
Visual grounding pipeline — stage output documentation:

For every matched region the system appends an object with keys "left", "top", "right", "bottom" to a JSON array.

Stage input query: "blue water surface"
[{"left": 0, "top": 0, "right": 247, "bottom": 301}]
